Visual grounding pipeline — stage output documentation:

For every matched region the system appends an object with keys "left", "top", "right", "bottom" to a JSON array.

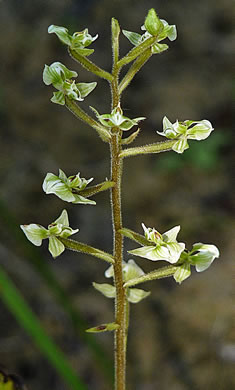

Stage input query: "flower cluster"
[
  {"left": 90, "top": 104, "right": 145, "bottom": 131},
  {"left": 93, "top": 260, "right": 150, "bottom": 303},
  {"left": 129, "top": 224, "right": 219, "bottom": 284},
  {"left": 43, "top": 169, "right": 95, "bottom": 205},
  {"left": 20, "top": 210, "right": 78, "bottom": 258},
  {"left": 123, "top": 8, "right": 177, "bottom": 54},
  {"left": 158, "top": 116, "right": 214, "bottom": 153},
  {"left": 48, "top": 25, "right": 98, "bottom": 56},
  {"left": 43, "top": 62, "right": 97, "bottom": 105}
]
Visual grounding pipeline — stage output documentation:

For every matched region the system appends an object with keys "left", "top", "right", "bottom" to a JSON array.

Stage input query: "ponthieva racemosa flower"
[
  {"left": 123, "top": 8, "right": 177, "bottom": 54},
  {"left": 129, "top": 223, "right": 185, "bottom": 263},
  {"left": 93, "top": 259, "right": 150, "bottom": 303},
  {"left": 48, "top": 25, "right": 98, "bottom": 56},
  {"left": 43, "top": 61, "right": 97, "bottom": 105},
  {"left": 42, "top": 169, "right": 95, "bottom": 205},
  {"left": 20, "top": 210, "right": 78, "bottom": 258},
  {"left": 158, "top": 116, "right": 214, "bottom": 153},
  {"left": 90, "top": 104, "right": 145, "bottom": 131}
]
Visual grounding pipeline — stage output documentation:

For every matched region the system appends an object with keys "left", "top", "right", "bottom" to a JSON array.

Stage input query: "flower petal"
[
  {"left": 20, "top": 224, "right": 48, "bottom": 246},
  {"left": 51, "top": 91, "right": 65, "bottom": 105},
  {"left": 93, "top": 282, "right": 116, "bottom": 298},
  {"left": 162, "top": 225, "right": 180, "bottom": 242},
  {"left": 129, "top": 245, "right": 169, "bottom": 261},
  {"left": 76, "top": 82, "right": 97, "bottom": 98},
  {"left": 48, "top": 25, "right": 71, "bottom": 45},
  {"left": 172, "top": 138, "right": 189, "bottom": 153},
  {"left": 105, "top": 265, "right": 114, "bottom": 278},
  {"left": 186, "top": 120, "right": 214, "bottom": 140},
  {"left": 127, "top": 288, "right": 150, "bottom": 303},
  {"left": 165, "top": 242, "right": 185, "bottom": 263},
  {"left": 173, "top": 263, "right": 191, "bottom": 284},
  {"left": 122, "top": 30, "right": 142, "bottom": 46},
  {"left": 152, "top": 43, "right": 168, "bottom": 54},
  {"left": 48, "top": 236, "right": 65, "bottom": 258},
  {"left": 53, "top": 209, "right": 69, "bottom": 227},
  {"left": 190, "top": 243, "right": 219, "bottom": 272},
  {"left": 123, "top": 259, "right": 145, "bottom": 282}
]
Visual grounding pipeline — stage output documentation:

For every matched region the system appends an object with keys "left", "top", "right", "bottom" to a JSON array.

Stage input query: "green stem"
[
  {"left": 68, "top": 48, "right": 114, "bottom": 82},
  {"left": 124, "top": 265, "right": 178, "bottom": 288},
  {"left": 119, "top": 140, "right": 176, "bottom": 158},
  {"left": 119, "top": 48, "right": 152, "bottom": 94},
  {"left": 73, "top": 181, "right": 116, "bottom": 198},
  {"left": 58, "top": 237, "right": 114, "bottom": 264},
  {"left": 110, "top": 134, "right": 126, "bottom": 390},
  {"left": 65, "top": 97, "right": 111, "bottom": 142},
  {"left": 117, "top": 36, "right": 156, "bottom": 68},
  {"left": 119, "top": 227, "right": 152, "bottom": 247},
  {"left": 110, "top": 31, "right": 127, "bottom": 387}
]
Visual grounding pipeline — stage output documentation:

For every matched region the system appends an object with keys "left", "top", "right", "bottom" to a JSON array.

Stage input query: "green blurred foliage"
[{"left": 0, "top": 0, "right": 234, "bottom": 389}]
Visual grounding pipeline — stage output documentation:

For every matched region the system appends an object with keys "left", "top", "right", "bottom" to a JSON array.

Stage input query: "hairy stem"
[
  {"left": 120, "top": 140, "right": 176, "bottom": 158},
  {"left": 110, "top": 134, "right": 126, "bottom": 390},
  {"left": 110, "top": 28, "right": 127, "bottom": 388}
]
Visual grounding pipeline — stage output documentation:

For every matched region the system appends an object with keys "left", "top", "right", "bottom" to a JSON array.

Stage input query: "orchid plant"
[{"left": 21, "top": 9, "right": 219, "bottom": 390}]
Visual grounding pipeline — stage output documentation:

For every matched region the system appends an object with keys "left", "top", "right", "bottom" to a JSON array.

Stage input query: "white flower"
[
  {"left": 157, "top": 116, "right": 214, "bottom": 153},
  {"left": 173, "top": 243, "right": 220, "bottom": 283},
  {"left": 20, "top": 210, "right": 78, "bottom": 258},
  {"left": 129, "top": 224, "right": 185, "bottom": 264},
  {"left": 93, "top": 260, "right": 150, "bottom": 304},
  {"left": 43, "top": 169, "right": 95, "bottom": 205}
]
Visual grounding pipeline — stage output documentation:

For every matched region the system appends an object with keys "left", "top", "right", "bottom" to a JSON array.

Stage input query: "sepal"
[
  {"left": 189, "top": 243, "right": 220, "bottom": 272},
  {"left": 173, "top": 263, "right": 191, "bottom": 284},
  {"left": 92, "top": 282, "right": 116, "bottom": 298},
  {"left": 144, "top": 8, "right": 164, "bottom": 36},
  {"left": 127, "top": 288, "right": 150, "bottom": 303}
]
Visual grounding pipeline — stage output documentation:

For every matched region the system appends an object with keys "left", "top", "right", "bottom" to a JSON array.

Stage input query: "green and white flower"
[
  {"left": 123, "top": 8, "right": 177, "bottom": 55},
  {"left": 157, "top": 116, "right": 214, "bottom": 153},
  {"left": 42, "top": 169, "right": 95, "bottom": 205},
  {"left": 90, "top": 104, "right": 145, "bottom": 131},
  {"left": 48, "top": 25, "right": 98, "bottom": 56},
  {"left": 20, "top": 210, "right": 78, "bottom": 258},
  {"left": 129, "top": 223, "right": 185, "bottom": 263},
  {"left": 93, "top": 259, "right": 150, "bottom": 304},
  {"left": 43, "top": 62, "right": 97, "bottom": 105},
  {"left": 173, "top": 243, "right": 220, "bottom": 283}
]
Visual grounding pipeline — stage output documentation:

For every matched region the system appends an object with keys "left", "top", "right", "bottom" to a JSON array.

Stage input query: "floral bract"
[
  {"left": 158, "top": 116, "right": 214, "bottom": 153},
  {"left": 123, "top": 8, "right": 177, "bottom": 55},
  {"left": 43, "top": 62, "right": 97, "bottom": 105},
  {"left": 129, "top": 223, "right": 185, "bottom": 264},
  {"left": 93, "top": 260, "right": 150, "bottom": 304},
  {"left": 43, "top": 169, "right": 95, "bottom": 205},
  {"left": 90, "top": 104, "right": 145, "bottom": 131},
  {"left": 48, "top": 25, "right": 98, "bottom": 56},
  {"left": 20, "top": 210, "right": 78, "bottom": 258}
]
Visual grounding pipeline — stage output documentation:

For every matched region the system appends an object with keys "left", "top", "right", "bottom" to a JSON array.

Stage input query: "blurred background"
[{"left": 0, "top": 0, "right": 234, "bottom": 389}]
